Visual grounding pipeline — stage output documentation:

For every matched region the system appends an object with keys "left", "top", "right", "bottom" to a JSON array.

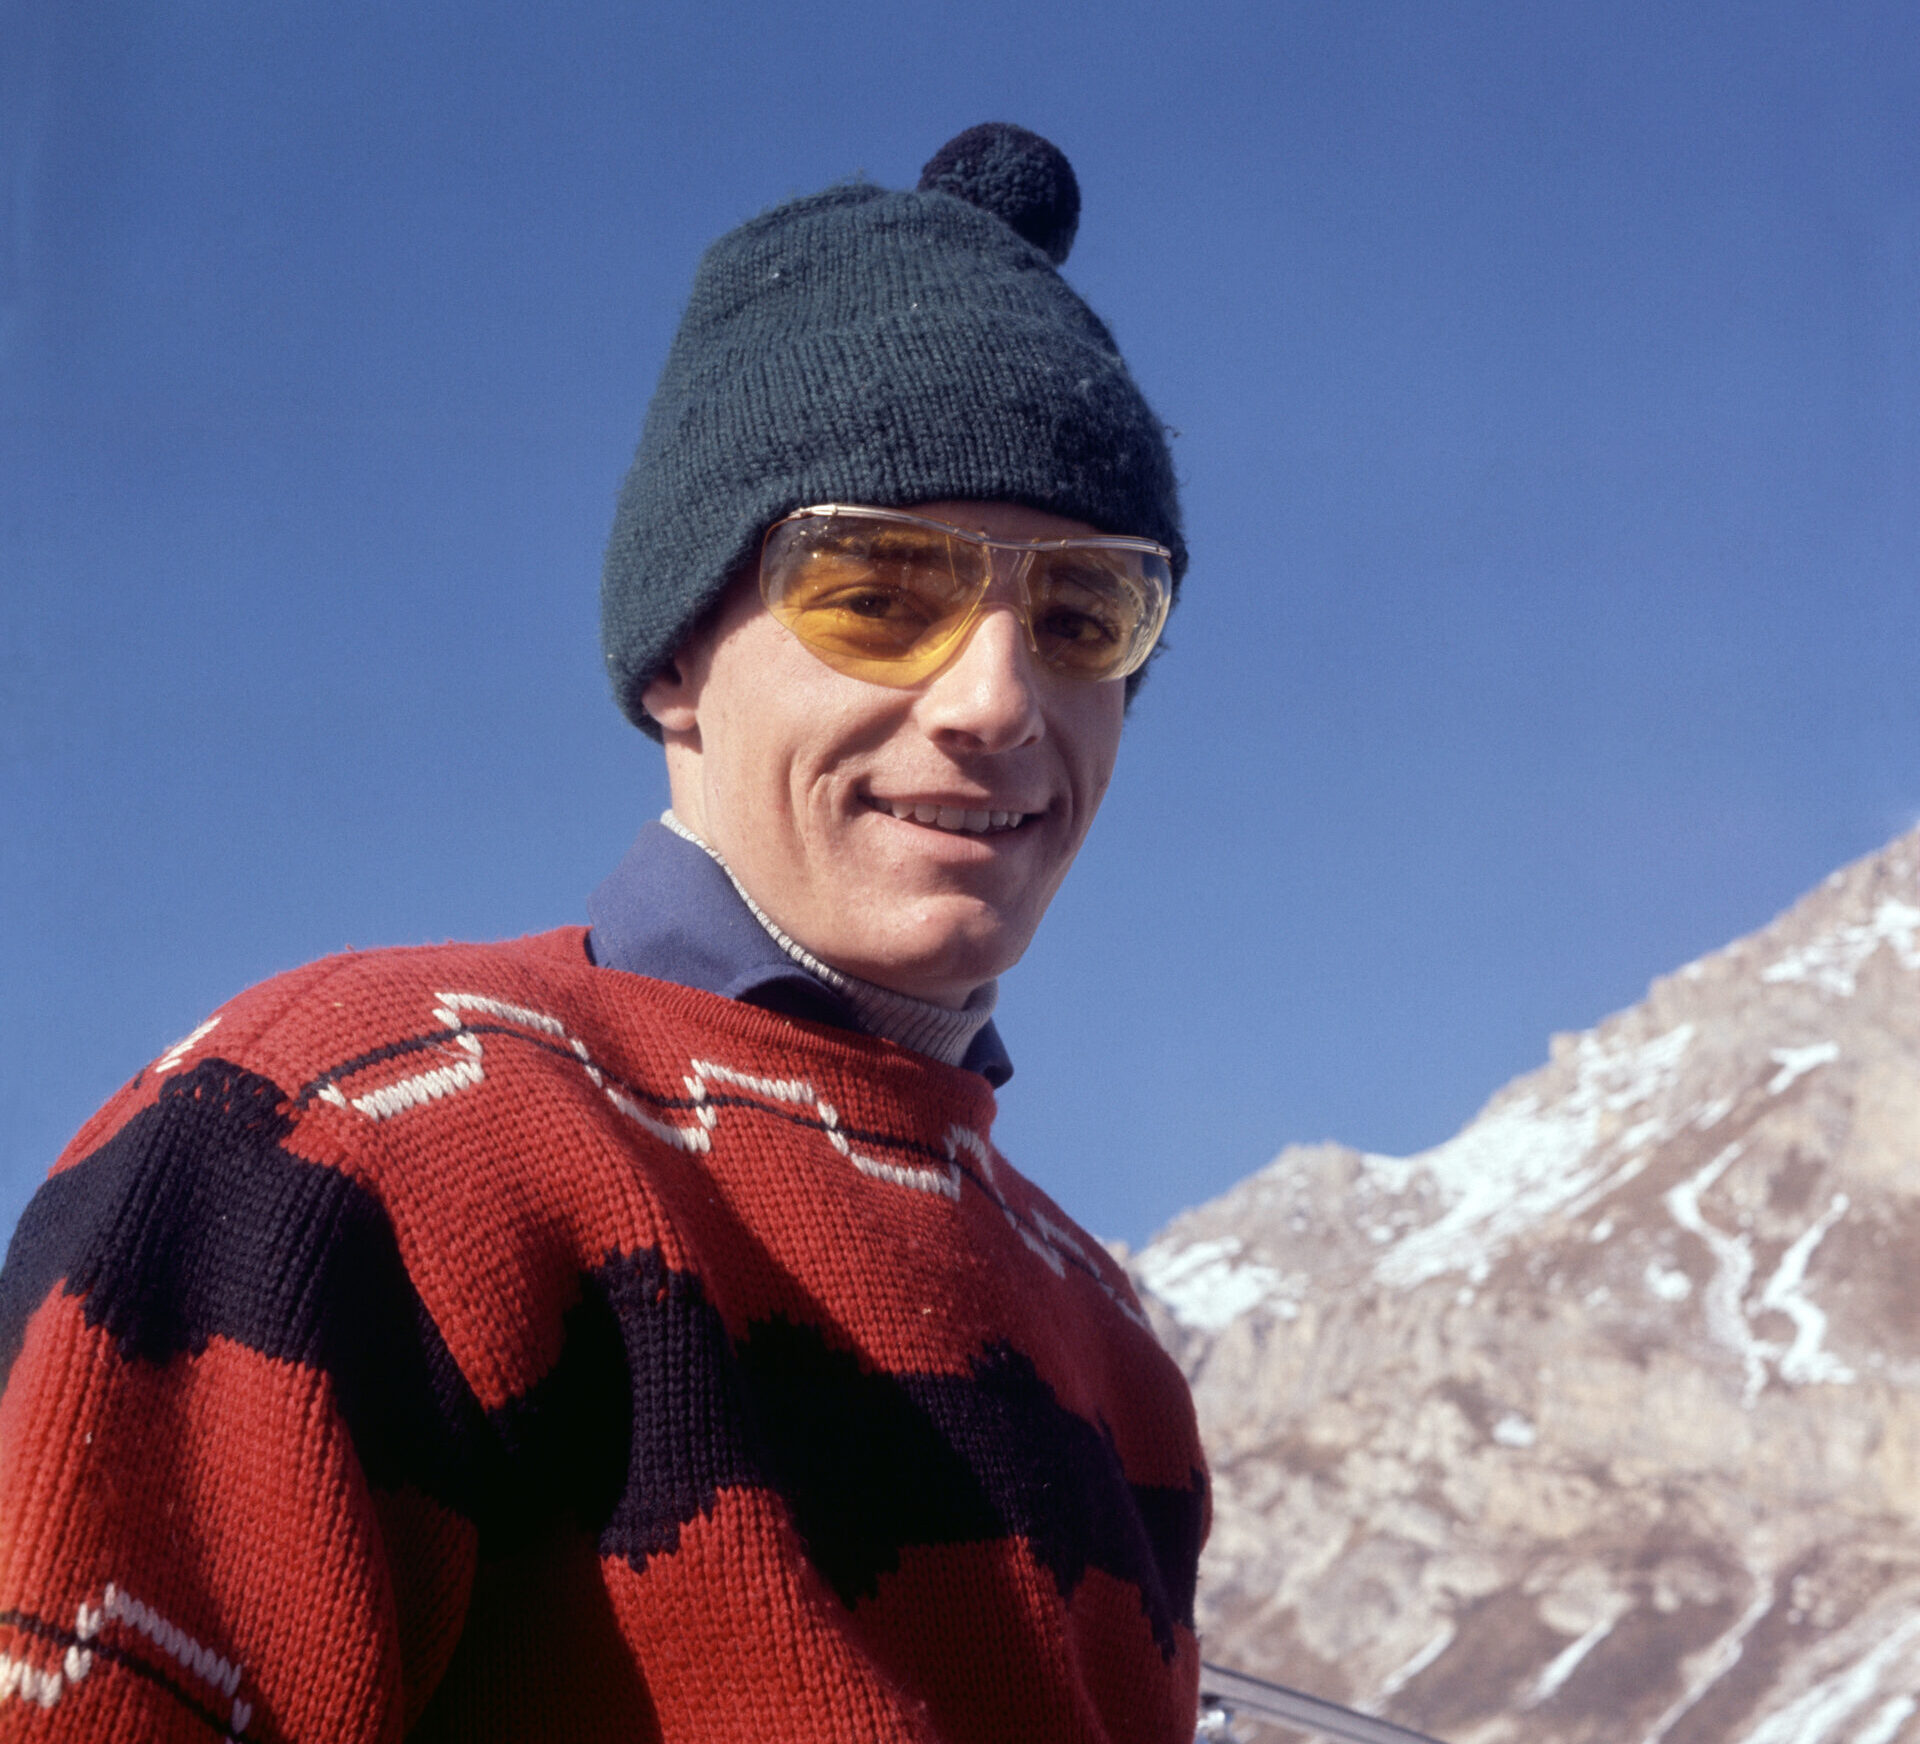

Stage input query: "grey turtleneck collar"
[{"left": 657, "top": 811, "right": 1000, "bottom": 1072}]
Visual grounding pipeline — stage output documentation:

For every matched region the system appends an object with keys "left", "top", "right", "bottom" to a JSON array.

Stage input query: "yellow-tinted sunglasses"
[{"left": 760, "top": 504, "right": 1173, "bottom": 687}]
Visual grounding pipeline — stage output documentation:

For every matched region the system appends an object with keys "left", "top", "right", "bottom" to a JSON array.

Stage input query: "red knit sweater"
[{"left": 0, "top": 930, "right": 1207, "bottom": 1742}]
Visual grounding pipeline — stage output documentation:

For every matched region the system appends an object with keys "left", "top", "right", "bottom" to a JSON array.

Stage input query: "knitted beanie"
[{"left": 600, "top": 122, "right": 1185, "bottom": 736}]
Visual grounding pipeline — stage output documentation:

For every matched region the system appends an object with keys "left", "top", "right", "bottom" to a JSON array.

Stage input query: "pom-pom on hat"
[
  {"left": 917, "top": 121, "right": 1080, "bottom": 263},
  {"left": 601, "top": 122, "right": 1185, "bottom": 736}
]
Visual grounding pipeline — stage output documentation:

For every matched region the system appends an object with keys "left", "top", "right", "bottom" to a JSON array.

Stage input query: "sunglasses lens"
[
  {"left": 1026, "top": 550, "right": 1171, "bottom": 681},
  {"left": 762, "top": 516, "right": 986, "bottom": 685},
  {"left": 762, "top": 510, "right": 1172, "bottom": 685}
]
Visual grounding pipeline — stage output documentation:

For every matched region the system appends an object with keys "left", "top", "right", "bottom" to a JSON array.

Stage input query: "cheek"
[
  {"left": 713, "top": 690, "right": 871, "bottom": 838},
  {"left": 699, "top": 642, "right": 820, "bottom": 812},
  {"left": 1064, "top": 692, "right": 1126, "bottom": 806}
]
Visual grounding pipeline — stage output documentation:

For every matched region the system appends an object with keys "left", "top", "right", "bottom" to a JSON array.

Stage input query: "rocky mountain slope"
[{"left": 1131, "top": 828, "right": 1920, "bottom": 1744}]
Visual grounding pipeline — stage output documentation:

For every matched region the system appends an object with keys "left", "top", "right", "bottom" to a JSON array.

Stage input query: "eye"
[
  {"left": 805, "top": 581, "right": 937, "bottom": 628},
  {"left": 1032, "top": 571, "right": 1127, "bottom": 647},
  {"left": 842, "top": 586, "right": 924, "bottom": 621},
  {"left": 1035, "top": 604, "right": 1121, "bottom": 646}
]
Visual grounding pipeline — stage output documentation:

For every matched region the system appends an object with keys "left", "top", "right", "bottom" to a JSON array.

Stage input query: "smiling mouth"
[{"left": 870, "top": 798, "right": 1034, "bottom": 835}]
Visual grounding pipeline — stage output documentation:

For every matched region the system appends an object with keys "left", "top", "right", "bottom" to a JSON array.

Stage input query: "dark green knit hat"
[{"left": 601, "top": 123, "right": 1186, "bottom": 736}]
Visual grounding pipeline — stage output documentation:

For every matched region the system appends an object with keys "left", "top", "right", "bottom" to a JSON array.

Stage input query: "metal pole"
[{"left": 1198, "top": 1662, "right": 1450, "bottom": 1744}]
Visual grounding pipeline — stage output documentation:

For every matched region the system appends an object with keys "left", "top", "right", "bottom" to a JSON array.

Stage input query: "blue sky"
[{"left": 4, "top": 0, "right": 1916, "bottom": 1248}]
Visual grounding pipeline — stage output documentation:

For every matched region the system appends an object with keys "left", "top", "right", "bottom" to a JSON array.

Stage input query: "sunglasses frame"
[{"left": 758, "top": 503, "right": 1174, "bottom": 687}]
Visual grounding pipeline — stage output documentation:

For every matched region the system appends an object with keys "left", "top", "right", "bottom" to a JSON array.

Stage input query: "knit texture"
[
  {"left": 0, "top": 932, "right": 1207, "bottom": 1741},
  {"left": 600, "top": 123, "right": 1186, "bottom": 736},
  {"left": 916, "top": 122, "right": 1080, "bottom": 265}
]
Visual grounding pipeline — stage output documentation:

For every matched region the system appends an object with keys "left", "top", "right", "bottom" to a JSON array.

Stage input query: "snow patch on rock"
[
  {"left": 1760, "top": 899, "right": 1920, "bottom": 997},
  {"left": 1767, "top": 1042, "right": 1840, "bottom": 1095},
  {"left": 1369, "top": 1024, "right": 1695, "bottom": 1288},
  {"left": 1740, "top": 1616, "right": 1920, "bottom": 1744},
  {"left": 1663, "top": 1142, "right": 1854, "bottom": 1404},
  {"left": 1491, "top": 1413, "right": 1537, "bottom": 1448},
  {"left": 1134, "top": 1236, "right": 1286, "bottom": 1331}
]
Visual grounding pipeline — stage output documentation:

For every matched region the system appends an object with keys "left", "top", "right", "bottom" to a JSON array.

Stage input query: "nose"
[{"left": 916, "top": 596, "right": 1046, "bottom": 753}]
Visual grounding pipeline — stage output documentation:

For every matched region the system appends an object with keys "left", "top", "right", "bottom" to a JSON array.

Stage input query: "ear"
[{"left": 640, "top": 655, "right": 701, "bottom": 740}]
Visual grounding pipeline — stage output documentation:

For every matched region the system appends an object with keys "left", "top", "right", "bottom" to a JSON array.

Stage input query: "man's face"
[{"left": 645, "top": 501, "right": 1129, "bottom": 1008}]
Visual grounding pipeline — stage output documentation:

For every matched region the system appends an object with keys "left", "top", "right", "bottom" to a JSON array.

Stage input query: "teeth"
[{"left": 881, "top": 801, "right": 1026, "bottom": 833}]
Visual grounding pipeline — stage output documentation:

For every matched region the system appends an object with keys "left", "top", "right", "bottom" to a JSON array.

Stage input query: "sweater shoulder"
[
  {"left": 163, "top": 929, "right": 596, "bottom": 1083},
  {"left": 44, "top": 931, "right": 601, "bottom": 1178},
  {"left": 5, "top": 929, "right": 687, "bottom": 1405}
]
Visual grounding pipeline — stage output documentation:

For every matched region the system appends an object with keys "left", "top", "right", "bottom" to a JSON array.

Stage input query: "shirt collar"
[{"left": 586, "top": 821, "right": 1014, "bottom": 1088}]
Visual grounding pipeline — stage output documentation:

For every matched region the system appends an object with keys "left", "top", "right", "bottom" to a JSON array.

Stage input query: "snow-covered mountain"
[{"left": 1131, "top": 828, "right": 1920, "bottom": 1744}]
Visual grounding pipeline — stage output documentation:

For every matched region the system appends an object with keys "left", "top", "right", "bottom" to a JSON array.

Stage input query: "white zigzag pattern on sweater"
[
  {"left": 0, "top": 1651, "right": 66, "bottom": 1710},
  {"left": 83, "top": 1585, "right": 254, "bottom": 1733},
  {"left": 685, "top": 1059, "right": 963, "bottom": 1200},
  {"left": 310, "top": 990, "right": 1144, "bottom": 1314},
  {"left": 311, "top": 992, "right": 972, "bottom": 1199},
  {"left": 1, "top": 1586, "right": 252, "bottom": 1733}
]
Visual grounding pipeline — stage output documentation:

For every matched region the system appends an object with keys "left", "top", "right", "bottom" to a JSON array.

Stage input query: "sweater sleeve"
[{"left": 0, "top": 1052, "right": 484, "bottom": 1742}]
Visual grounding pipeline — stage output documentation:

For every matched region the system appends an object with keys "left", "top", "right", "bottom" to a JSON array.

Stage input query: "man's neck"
[{"left": 657, "top": 811, "right": 998, "bottom": 1071}]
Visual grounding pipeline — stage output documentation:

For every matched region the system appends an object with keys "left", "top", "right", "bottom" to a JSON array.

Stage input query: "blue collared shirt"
[{"left": 585, "top": 822, "right": 1013, "bottom": 1087}]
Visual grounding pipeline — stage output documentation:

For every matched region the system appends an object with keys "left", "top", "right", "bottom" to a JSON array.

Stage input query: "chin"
[{"left": 853, "top": 917, "right": 1031, "bottom": 1004}]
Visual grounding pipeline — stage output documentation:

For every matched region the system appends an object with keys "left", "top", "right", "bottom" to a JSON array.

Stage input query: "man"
[{"left": 0, "top": 124, "right": 1207, "bottom": 1741}]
